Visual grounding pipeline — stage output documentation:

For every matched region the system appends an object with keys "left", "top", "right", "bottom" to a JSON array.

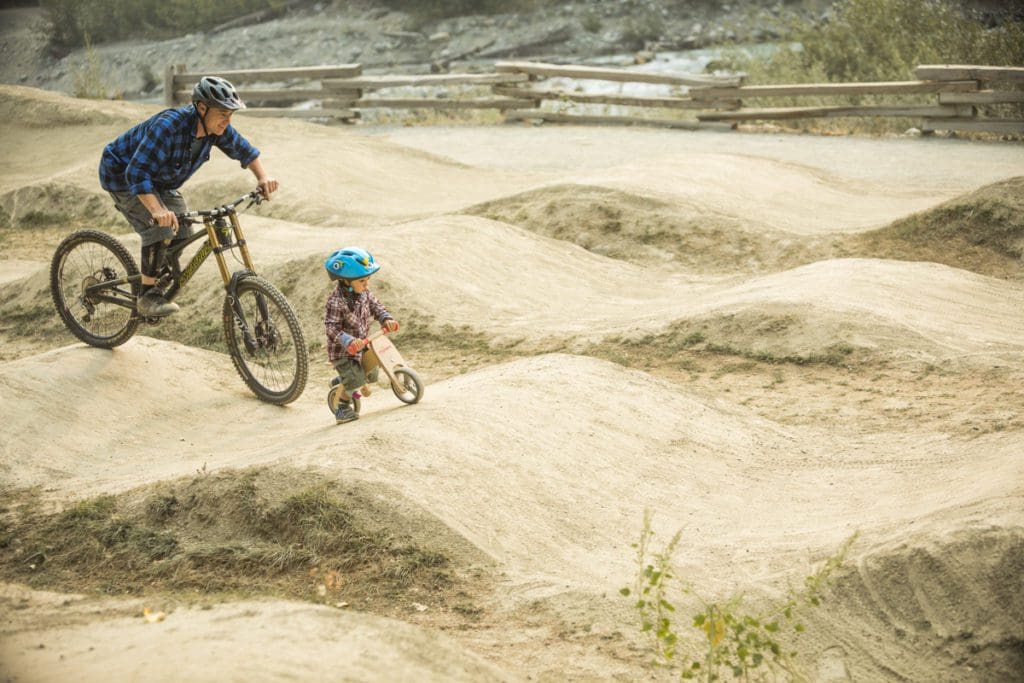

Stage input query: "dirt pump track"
[{"left": 0, "top": 84, "right": 1023, "bottom": 682}]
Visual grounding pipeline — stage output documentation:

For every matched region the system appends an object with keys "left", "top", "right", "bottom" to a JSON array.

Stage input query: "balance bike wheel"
[
  {"left": 391, "top": 367, "right": 423, "bottom": 405},
  {"left": 327, "top": 384, "right": 361, "bottom": 415}
]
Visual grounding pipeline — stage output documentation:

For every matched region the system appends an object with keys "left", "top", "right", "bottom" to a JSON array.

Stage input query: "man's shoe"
[
  {"left": 137, "top": 290, "right": 180, "bottom": 317},
  {"left": 335, "top": 401, "right": 359, "bottom": 425}
]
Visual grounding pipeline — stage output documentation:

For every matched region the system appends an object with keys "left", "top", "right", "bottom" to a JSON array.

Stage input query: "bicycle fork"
[
  {"left": 211, "top": 214, "right": 268, "bottom": 355},
  {"left": 227, "top": 271, "right": 274, "bottom": 355}
]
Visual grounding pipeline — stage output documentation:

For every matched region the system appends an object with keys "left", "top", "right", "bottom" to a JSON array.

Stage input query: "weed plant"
[
  {"left": 71, "top": 34, "right": 108, "bottom": 100},
  {"left": 622, "top": 512, "right": 857, "bottom": 681}
]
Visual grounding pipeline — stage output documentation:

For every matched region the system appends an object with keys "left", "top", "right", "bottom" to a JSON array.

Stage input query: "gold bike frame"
[{"left": 205, "top": 211, "right": 256, "bottom": 284}]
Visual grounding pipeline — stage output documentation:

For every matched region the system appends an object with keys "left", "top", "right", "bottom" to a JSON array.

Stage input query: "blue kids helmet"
[{"left": 324, "top": 247, "right": 380, "bottom": 281}]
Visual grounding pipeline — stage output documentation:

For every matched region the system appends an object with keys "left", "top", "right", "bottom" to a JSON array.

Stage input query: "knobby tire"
[
  {"left": 50, "top": 229, "right": 140, "bottom": 348},
  {"left": 223, "top": 275, "right": 308, "bottom": 405}
]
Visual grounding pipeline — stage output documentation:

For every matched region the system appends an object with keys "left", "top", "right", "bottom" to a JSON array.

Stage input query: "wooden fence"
[
  {"left": 165, "top": 63, "right": 363, "bottom": 119},
  {"left": 691, "top": 64, "right": 1024, "bottom": 134},
  {"left": 493, "top": 60, "right": 741, "bottom": 130},
  {"left": 166, "top": 62, "right": 1024, "bottom": 134}
]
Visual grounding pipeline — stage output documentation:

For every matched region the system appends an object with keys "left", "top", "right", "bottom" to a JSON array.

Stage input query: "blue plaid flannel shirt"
[{"left": 99, "top": 105, "right": 259, "bottom": 195}]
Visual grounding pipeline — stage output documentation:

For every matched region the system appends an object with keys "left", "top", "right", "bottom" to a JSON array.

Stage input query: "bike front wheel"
[
  {"left": 391, "top": 367, "right": 423, "bottom": 404},
  {"left": 223, "top": 275, "right": 308, "bottom": 405},
  {"left": 50, "top": 230, "right": 140, "bottom": 348}
]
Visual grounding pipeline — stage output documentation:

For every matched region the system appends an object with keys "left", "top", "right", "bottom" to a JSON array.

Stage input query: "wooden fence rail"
[
  {"left": 688, "top": 64, "right": 1023, "bottom": 133},
  {"left": 322, "top": 72, "right": 535, "bottom": 111},
  {"left": 165, "top": 63, "right": 363, "bottom": 120},
  {"left": 166, "top": 62, "right": 1023, "bottom": 134}
]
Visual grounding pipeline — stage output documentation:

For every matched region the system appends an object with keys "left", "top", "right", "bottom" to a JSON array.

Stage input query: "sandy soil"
[{"left": 0, "top": 85, "right": 1022, "bottom": 682}]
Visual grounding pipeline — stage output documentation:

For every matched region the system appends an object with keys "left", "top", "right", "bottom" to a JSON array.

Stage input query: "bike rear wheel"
[
  {"left": 223, "top": 275, "right": 308, "bottom": 405},
  {"left": 327, "top": 383, "right": 361, "bottom": 415},
  {"left": 50, "top": 230, "right": 140, "bottom": 348}
]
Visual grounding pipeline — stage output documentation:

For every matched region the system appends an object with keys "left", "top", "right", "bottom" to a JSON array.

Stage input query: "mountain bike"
[{"left": 49, "top": 189, "right": 308, "bottom": 405}]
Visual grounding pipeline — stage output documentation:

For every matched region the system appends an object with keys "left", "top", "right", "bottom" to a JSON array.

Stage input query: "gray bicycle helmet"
[{"left": 192, "top": 76, "right": 246, "bottom": 110}]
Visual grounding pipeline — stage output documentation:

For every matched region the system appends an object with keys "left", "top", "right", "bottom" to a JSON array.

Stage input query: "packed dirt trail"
[{"left": 1, "top": 85, "right": 1022, "bottom": 682}]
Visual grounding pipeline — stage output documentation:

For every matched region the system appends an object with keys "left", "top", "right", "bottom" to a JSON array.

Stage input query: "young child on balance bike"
[{"left": 323, "top": 247, "right": 399, "bottom": 424}]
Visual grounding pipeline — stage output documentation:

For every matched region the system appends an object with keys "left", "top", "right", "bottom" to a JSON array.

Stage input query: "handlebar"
[
  {"left": 366, "top": 327, "right": 390, "bottom": 343},
  {"left": 174, "top": 189, "right": 266, "bottom": 225}
]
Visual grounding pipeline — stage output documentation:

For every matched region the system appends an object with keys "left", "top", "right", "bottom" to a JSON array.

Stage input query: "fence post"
[{"left": 164, "top": 64, "right": 188, "bottom": 106}]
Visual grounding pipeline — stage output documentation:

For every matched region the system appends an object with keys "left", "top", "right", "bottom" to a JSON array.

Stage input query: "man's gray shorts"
[{"left": 108, "top": 189, "right": 193, "bottom": 247}]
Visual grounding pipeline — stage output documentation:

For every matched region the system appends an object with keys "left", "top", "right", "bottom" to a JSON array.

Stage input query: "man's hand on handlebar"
[
  {"left": 151, "top": 208, "right": 179, "bottom": 233},
  {"left": 256, "top": 177, "right": 279, "bottom": 200}
]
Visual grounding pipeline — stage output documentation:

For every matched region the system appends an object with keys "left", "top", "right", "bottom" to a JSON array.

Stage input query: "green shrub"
[
  {"left": 39, "top": 0, "right": 288, "bottom": 48},
  {"left": 797, "top": 0, "right": 1024, "bottom": 82},
  {"left": 731, "top": 0, "right": 1024, "bottom": 83},
  {"left": 715, "top": 0, "right": 1024, "bottom": 134}
]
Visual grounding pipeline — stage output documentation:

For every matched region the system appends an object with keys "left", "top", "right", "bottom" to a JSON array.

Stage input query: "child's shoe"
[{"left": 335, "top": 400, "right": 358, "bottom": 424}]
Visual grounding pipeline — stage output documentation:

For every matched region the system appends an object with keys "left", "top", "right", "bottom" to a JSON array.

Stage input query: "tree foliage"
[
  {"left": 40, "top": 0, "right": 287, "bottom": 48},
  {"left": 793, "top": 0, "right": 1024, "bottom": 82}
]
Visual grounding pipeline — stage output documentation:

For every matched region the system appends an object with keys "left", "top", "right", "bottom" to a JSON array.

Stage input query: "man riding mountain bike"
[{"left": 99, "top": 75, "right": 279, "bottom": 317}]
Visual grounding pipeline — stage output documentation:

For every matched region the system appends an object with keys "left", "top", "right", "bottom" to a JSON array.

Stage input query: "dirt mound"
[
  {"left": 464, "top": 178, "right": 1024, "bottom": 280},
  {"left": 0, "top": 84, "right": 147, "bottom": 128},
  {"left": 847, "top": 177, "right": 1024, "bottom": 280},
  {"left": 0, "top": 596, "right": 512, "bottom": 683},
  {"left": 0, "top": 465, "right": 490, "bottom": 616},
  {"left": 0, "top": 180, "right": 121, "bottom": 230},
  {"left": 804, "top": 526, "right": 1024, "bottom": 681},
  {"left": 462, "top": 183, "right": 825, "bottom": 273},
  {"left": 0, "top": 264, "right": 61, "bottom": 362},
  {"left": 607, "top": 258, "right": 1024, "bottom": 368},
  {"left": 603, "top": 303, "right": 906, "bottom": 369}
]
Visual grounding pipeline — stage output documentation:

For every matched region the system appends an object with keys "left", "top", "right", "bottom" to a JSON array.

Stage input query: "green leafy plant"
[{"left": 621, "top": 511, "right": 857, "bottom": 681}]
